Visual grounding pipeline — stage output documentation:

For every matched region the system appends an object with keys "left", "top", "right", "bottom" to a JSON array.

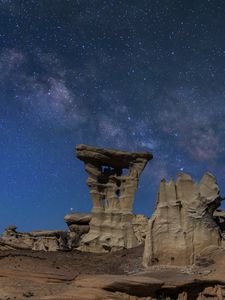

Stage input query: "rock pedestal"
[
  {"left": 143, "top": 172, "right": 222, "bottom": 266},
  {"left": 76, "top": 144, "right": 152, "bottom": 252},
  {"left": 64, "top": 213, "right": 91, "bottom": 248}
]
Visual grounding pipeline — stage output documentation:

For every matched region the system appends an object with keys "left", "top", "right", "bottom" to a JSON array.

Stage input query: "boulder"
[{"left": 64, "top": 213, "right": 92, "bottom": 226}]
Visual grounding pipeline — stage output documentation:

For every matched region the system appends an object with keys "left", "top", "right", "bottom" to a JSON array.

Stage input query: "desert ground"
[{"left": 0, "top": 245, "right": 225, "bottom": 300}]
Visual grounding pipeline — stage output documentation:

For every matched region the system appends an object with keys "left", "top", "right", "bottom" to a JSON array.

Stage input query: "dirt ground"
[
  {"left": 0, "top": 246, "right": 144, "bottom": 300},
  {"left": 0, "top": 245, "right": 224, "bottom": 300}
]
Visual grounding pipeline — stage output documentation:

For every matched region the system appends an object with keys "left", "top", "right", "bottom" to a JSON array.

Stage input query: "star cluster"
[{"left": 0, "top": 0, "right": 225, "bottom": 231}]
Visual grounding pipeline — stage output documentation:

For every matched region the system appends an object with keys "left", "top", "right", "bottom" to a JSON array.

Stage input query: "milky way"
[{"left": 0, "top": 0, "right": 225, "bottom": 231}]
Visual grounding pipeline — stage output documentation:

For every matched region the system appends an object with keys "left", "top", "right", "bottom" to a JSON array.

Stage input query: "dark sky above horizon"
[{"left": 1, "top": 0, "right": 225, "bottom": 232}]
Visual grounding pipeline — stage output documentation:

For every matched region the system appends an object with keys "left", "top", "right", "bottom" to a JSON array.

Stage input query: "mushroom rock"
[
  {"left": 76, "top": 144, "right": 153, "bottom": 252},
  {"left": 143, "top": 172, "right": 222, "bottom": 267},
  {"left": 64, "top": 213, "right": 92, "bottom": 226},
  {"left": 64, "top": 213, "right": 91, "bottom": 248}
]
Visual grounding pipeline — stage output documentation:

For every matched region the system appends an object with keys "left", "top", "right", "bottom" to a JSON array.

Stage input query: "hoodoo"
[
  {"left": 76, "top": 144, "right": 153, "bottom": 252},
  {"left": 143, "top": 172, "right": 222, "bottom": 266}
]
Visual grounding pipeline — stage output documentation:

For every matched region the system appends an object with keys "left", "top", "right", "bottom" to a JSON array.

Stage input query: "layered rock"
[
  {"left": 132, "top": 214, "right": 149, "bottom": 243},
  {"left": 143, "top": 172, "right": 222, "bottom": 266},
  {"left": 64, "top": 213, "right": 91, "bottom": 248},
  {"left": 64, "top": 213, "right": 92, "bottom": 227},
  {"left": 76, "top": 144, "right": 152, "bottom": 252},
  {"left": 40, "top": 272, "right": 225, "bottom": 300},
  {"left": 0, "top": 226, "right": 69, "bottom": 251}
]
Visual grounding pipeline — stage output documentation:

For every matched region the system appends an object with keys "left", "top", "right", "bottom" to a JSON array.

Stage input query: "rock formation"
[
  {"left": 143, "top": 172, "right": 222, "bottom": 267},
  {"left": 0, "top": 212, "right": 148, "bottom": 252},
  {"left": 64, "top": 213, "right": 91, "bottom": 248},
  {"left": 0, "top": 226, "right": 70, "bottom": 251},
  {"left": 214, "top": 209, "right": 225, "bottom": 233},
  {"left": 76, "top": 144, "right": 152, "bottom": 252},
  {"left": 132, "top": 214, "right": 149, "bottom": 244}
]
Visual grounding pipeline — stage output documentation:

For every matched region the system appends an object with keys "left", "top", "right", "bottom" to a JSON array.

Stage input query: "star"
[{"left": 0, "top": 0, "right": 224, "bottom": 231}]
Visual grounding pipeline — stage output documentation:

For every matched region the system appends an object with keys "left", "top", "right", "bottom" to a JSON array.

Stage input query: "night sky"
[{"left": 1, "top": 0, "right": 225, "bottom": 232}]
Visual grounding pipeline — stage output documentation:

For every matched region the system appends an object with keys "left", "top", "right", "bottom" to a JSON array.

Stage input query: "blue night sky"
[{"left": 1, "top": 0, "right": 225, "bottom": 233}]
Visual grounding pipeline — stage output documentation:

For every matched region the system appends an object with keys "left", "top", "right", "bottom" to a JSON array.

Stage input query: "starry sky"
[{"left": 1, "top": 0, "right": 225, "bottom": 232}]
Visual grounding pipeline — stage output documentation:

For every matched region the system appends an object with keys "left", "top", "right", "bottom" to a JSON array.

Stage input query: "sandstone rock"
[
  {"left": 76, "top": 144, "right": 152, "bottom": 252},
  {"left": 132, "top": 214, "right": 149, "bottom": 243},
  {"left": 214, "top": 210, "right": 225, "bottom": 233},
  {"left": 40, "top": 273, "right": 225, "bottom": 300},
  {"left": 0, "top": 268, "right": 73, "bottom": 283},
  {"left": 74, "top": 274, "right": 163, "bottom": 297},
  {"left": 65, "top": 225, "right": 90, "bottom": 249},
  {"left": 31, "top": 230, "right": 66, "bottom": 237},
  {"left": 177, "top": 292, "right": 188, "bottom": 300},
  {"left": 64, "top": 213, "right": 92, "bottom": 226},
  {"left": 63, "top": 213, "right": 91, "bottom": 248},
  {"left": 41, "top": 274, "right": 163, "bottom": 299},
  {"left": 68, "top": 224, "right": 90, "bottom": 235},
  {"left": 32, "top": 237, "right": 60, "bottom": 251},
  {"left": 1, "top": 244, "right": 225, "bottom": 300},
  {"left": 0, "top": 239, "right": 31, "bottom": 250},
  {"left": 1, "top": 227, "right": 70, "bottom": 251},
  {"left": 67, "top": 231, "right": 80, "bottom": 248},
  {"left": 1, "top": 227, "right": 34, "bottom": 249},
  {"left": 3, "top": 225, "right": 17, "bottom": 236},
  {"left": 41, "top": 287, "right": 121, "bottom": 300},
  {"left": 1, "top": 225, "right": 91, "bottom": 252},
  {"left": 143, "top": 172, "right": 221, "bottom": 267}
]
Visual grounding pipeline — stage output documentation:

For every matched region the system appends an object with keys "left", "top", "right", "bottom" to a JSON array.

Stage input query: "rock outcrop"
[
  {"left": 64, "top": 213, "right": 91, "bottom": 248},
  {"left": 40, "top": 269, "right": 225, "bottom": 300},
  {"left": 76, "top": 144, "right": 152, "bottom": 252},
  {"left": 64, "top": 213, "right": 92, "bottom": 228},
  {"left": 143, "top": 172, "right": 222, "bottom": 266},
  {"left": 132, "top": 214, "right": 149, "bottom": 243},
  {"left": 0, "top": 226, "right": 70, "bottom": 251}
]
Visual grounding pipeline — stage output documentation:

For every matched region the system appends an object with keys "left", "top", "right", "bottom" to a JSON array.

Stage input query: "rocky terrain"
[
  {"left": 1, "top": 144, "right": 225, "bottom": 299},
  {"left": 1, "top": 245, "right": 225, "bottom": 299}
]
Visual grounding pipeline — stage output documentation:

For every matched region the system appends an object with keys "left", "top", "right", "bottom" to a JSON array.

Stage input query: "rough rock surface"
[
  {"left": 76, "top": 144, "right": 152, "bottom": 252},
  {"left": 64, "top": 213, "right": 92, "bottom": 226},
  {"left": 132, "top": 214, "right": 149, "bottom": 243},
  {"left": 143, "top": 172, "right": 222, "bottom": 267},
  {"left": 0, "top": 226, "right": 70, "bottom": 251},
  {"left": 1, "top": 229, "right": 225, "bottom": 299},
  {"left": 64, "top": 213, "right": 91, "bottom": 248},
  {"left": 214, "top": 210, "right": 225, "bottom": 234}
]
